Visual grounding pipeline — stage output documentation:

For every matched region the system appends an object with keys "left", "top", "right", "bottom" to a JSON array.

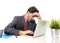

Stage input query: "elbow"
[{"left": 4, "top": 27, "right": 10, "bottom": 35}]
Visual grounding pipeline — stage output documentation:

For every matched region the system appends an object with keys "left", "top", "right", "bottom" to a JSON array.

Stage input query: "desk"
[
  {"left": 0, "top": 29, "right": 60, "bottom": 43},
  {"left": 0, "top": 36, "right": 46, "bottom": 43}
]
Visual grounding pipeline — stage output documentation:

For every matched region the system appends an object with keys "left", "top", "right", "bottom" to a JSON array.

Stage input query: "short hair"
[{"left": 27, "top": 6, "right": 39, "bottom": 13}]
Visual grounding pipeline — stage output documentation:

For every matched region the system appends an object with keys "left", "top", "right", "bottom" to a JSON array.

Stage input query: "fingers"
[
  {"left": 27, "top": 30, "right": 34, "bottom": 34},
  {"left": 37, "top": 14, "right": 41, "bottom": 19},
  {"left": 29, "top": 31, "right": 34, "bottom": 34},
  {"left": 19, "top": 30, "right": 34, "bottom": 35}
]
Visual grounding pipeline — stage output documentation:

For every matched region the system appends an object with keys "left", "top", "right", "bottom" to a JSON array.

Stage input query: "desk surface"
[{"left": 0, "top": 29, "right": 60, "bottom": 43}]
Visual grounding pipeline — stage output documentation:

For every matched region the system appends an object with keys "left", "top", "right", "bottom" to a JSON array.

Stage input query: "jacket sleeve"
[
  {"left": 28, "top": 20, "right": 36, "bottom": 32},
  {"left": 4, "top": 16, "right": 19, "bottom": 36},
  {"left": 31, "top": 20, "right": 36, "bottom": 32}
]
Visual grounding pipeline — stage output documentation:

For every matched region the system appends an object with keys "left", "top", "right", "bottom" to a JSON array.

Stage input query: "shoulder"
[
  {"left": 14, "top": 16, "right": 24, "bottom": 19},
  {"left": 14, "top": 16, "right": 22, "bottom": 18}
]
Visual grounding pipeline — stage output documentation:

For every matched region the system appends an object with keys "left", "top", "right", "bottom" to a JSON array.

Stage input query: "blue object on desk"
[
  {"left": 0, "top": 30, "right": 3, "bottom": 38},
  {"left": 2, "top": 35, "right": 13, "bottom": 39},
  {"left": 0, "top": 29, "right": 13, "bottom": 38}
]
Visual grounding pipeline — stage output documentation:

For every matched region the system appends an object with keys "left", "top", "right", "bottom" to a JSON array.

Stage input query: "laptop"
[{"left": 33, "top": 19, "right": 48, "bottom": 38}]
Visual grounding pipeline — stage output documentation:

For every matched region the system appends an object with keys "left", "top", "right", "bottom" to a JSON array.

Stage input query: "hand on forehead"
[{"left": 32, "top": 12, "right": 41, "bottom": 19}]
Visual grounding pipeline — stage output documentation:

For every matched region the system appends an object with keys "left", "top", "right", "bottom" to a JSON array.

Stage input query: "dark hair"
[{"left": 27, "top": 6, "right": 39, "bottom": 13}]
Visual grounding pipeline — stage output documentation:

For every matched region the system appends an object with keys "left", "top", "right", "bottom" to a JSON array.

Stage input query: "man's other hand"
[{"left": 19, "top": 30, "right": 34, "bottom": 35}]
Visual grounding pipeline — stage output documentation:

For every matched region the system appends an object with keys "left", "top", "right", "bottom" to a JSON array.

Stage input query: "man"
[{"left": 4, "top": 6, "right": 41, "bottom": 36}]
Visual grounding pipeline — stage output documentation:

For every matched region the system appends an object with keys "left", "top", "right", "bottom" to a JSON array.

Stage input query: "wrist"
[{"left": 19, "top": 30, "right": 22, "bottom": 35}]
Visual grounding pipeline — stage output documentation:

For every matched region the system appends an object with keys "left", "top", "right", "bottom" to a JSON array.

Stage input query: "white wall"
[
  {"left": 0, "top": 0, "right": 60, "bottom": 29},
  {"left": 47, "top": 0, "right": 60, "bottom": 19}
]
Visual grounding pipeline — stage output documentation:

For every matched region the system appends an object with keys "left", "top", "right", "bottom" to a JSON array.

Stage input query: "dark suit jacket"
[{"left": 4, "top": 16, "right": 36, "bottom": 36}]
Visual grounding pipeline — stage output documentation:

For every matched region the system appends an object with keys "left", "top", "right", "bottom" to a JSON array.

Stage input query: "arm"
[
  {"left": 26, "top": 20, "right": 36, "bottom": 36},
  {"left": 4, "top": 16, "right": 19, "bottom": 36},
  {"left": 31, "top": 20, "right": 36, "bottom": 32}
]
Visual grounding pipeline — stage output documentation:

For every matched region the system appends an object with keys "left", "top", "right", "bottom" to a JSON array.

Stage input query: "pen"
[{"left": 16, "top": 36, "right": 18, "bottom": 38}]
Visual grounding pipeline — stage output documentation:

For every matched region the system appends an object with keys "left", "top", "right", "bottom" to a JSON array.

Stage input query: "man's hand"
[
  {"left": 19, "top": 30, "right": 34, "bottom": 35},
  {"left": 19, "top": 31, "right": 27, "bottom": 35},
  {"left": 26, "top": 30, "right": 34, "bottom": 34}
]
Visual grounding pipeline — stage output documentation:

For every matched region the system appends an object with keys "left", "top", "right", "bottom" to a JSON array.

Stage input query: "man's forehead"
[{"left": 29, "top": 12, "right": 39, "bottom": 15}]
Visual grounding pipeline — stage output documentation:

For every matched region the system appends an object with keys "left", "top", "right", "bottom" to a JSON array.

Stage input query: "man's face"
[{"left": 27, "top": 12, "right": 41, "bottom": 21}]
